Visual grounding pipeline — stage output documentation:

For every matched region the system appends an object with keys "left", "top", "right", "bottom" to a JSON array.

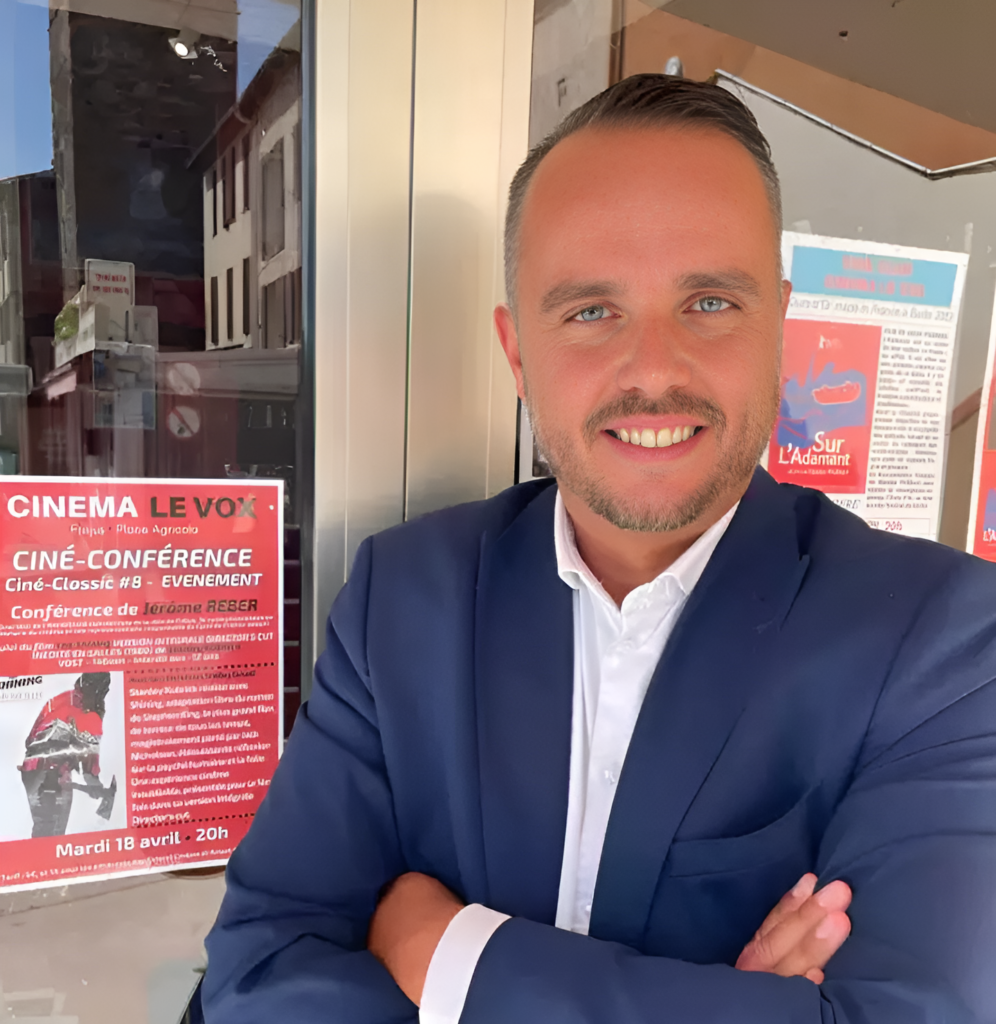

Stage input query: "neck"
[{"left": 559, "top": 486, "right": 742, "bottom": 606}]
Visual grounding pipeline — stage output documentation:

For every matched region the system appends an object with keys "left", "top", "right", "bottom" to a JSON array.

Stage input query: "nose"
[{"left": 614, "top": 314, "right": 693, "bottom": 397}]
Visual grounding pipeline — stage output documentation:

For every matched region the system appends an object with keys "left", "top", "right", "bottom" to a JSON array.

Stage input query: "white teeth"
[{"left": 616, "top": 425, "right": 697, "bottom": 447}]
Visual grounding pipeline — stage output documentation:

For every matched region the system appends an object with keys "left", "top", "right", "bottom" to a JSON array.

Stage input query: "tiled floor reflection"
[{"left": 0, "top": 872, "right": 225, "bottom": 1023}]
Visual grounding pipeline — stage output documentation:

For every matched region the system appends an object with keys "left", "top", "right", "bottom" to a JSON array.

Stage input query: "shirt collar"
[{"left": 554, "top": 488, "right": 738, "bottom": 606}]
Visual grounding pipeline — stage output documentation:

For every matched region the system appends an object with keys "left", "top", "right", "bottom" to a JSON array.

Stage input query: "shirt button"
[{"left": 603, "top": 767, "right": 618, "bottom": 785}]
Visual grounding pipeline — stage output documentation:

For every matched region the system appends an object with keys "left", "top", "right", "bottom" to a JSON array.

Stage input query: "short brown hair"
[{"left": 504, "top": 74, "right": 782, "bottom": 311}]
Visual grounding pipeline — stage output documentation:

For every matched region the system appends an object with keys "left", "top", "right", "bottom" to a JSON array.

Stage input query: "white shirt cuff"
[{"left": 419, "top": 903, "right": 510, "bottom": 1024}]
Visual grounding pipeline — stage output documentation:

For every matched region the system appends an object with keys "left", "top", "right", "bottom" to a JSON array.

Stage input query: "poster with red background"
[
  {"left": 969, "top": 331, "right": 996, "bottom": 561},
  {"left": 767, "top": 319, "right": 881, "bottom": 493},
  {"left": 0, "top": 477, "right": 282, "bottom": 892},
  {"left": 970, "top": 446, "right": 996, "bottom": 560}
]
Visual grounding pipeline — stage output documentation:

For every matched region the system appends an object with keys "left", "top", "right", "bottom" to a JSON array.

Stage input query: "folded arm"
[
  {"left": 377, "top": 701, "right": 993, "bottom": 1024},
  {"left": 201, "top": 542, "right": 419, "bottom": 1024},
  {"left": 403, "top": 684, "right": 996, "bottom": 1022}
]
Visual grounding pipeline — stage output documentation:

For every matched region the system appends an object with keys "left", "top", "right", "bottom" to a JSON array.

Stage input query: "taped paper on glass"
[
  {"left": 767, "top": 232, "right": 968, "bottom": 540},
  {"left": 0, "top": 477, "right": 283, "bottom": 892},
  {"left": 966, "top": 290, "right": 996, "bottom": 559}
]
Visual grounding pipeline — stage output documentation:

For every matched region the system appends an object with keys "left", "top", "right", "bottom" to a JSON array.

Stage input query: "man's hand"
[
  {"left": 369, "top": 869, "right": 850, "bottom": 1004},
  {"left": 368, "top": 871, "right": 465, "bottom": 1005},
  {"left": 736, "top": 873, "right": 852, "bottom": 984}
]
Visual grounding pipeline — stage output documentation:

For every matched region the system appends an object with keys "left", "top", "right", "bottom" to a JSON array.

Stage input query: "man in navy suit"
[{"left": 202, "top": 76, "right": 996, "bottom": 1023}]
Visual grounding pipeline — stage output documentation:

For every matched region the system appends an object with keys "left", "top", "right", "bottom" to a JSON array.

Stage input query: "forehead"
[{"left": 517, "top": 125, "right": 779, "bottom": 288}]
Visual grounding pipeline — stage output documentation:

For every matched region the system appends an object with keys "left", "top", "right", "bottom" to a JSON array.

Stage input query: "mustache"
[{"left": 582, "top": 391, "right": 727, "bottom": 444}]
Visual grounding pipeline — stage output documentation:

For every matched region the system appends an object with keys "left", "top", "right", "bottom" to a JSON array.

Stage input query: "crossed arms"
[
  {"left": 368, "top": 868, "right": 852, "bottom": 1009},
  {"left": 202, "top": 546, "right": 996, "bottom": 1024}
]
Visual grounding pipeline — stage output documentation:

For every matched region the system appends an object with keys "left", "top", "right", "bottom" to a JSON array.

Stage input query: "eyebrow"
[
  {"left": 538, "top": 270, "right": 765, "bottom": 316},
  {"left": 677, "top": 271, "right": 763, "bottom": 299},
  {"left": 539, "top": 280, "right": 622, "bottom": 316}
]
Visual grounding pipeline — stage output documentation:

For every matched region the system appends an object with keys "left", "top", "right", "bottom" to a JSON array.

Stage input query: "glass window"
[{"left": 0, "top": 0, "right": 309, "bottom": 1013}]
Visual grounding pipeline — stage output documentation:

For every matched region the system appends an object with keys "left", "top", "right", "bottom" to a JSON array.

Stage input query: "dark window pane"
[
  {"left": 292, "top": 122, "right": 302, "bottom": 201},
  {"left": 262, "top": 139, "right": 285, "bottom": 260},
  {"left": 242, "top": 256, "right": 251, "bottom": 336},
  {"left": 292, "top": 267, "right": 302, "bottom": 344},
  {"left": 210, "top": 275, "right": 219, "bottom": 345},
  {"left": 226, "top": 265, "right": 234, "bottom": 340},
  {"left": 211, "top": 168, "right": 218, "bottom": 237},
  {"left": 242, "top": 133, "right": 251, "bottom": 212},
  {"left": 223, "top": 148, "right": 236, "bottom": 227},
  {"left": 263, "top": 276, "right": 284, "bottom": 348}
]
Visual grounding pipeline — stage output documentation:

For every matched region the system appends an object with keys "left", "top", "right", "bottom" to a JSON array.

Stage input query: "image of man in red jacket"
[{"left": 18, "top": 672, "right": 116, "bottom": 838}]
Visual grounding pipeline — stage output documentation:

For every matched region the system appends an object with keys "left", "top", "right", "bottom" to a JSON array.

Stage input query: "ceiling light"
[{"left": 169, "top": 28, "right": 200, "bottom": 60}]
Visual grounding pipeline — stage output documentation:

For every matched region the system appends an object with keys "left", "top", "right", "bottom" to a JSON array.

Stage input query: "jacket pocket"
[{"left": 665, "top": 785, "right": 820, "bottom": 879}]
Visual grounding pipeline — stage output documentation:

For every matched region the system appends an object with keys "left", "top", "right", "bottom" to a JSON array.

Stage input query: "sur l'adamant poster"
[{"left": 767, "top": 232, "right": 968, "bottom": 541}]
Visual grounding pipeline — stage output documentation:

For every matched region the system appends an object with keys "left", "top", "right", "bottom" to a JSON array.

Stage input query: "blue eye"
[
  {"left": 694, "top": 296, "right": 731, "bottom": 313},
  {"left": 575, "top": 305, "right": 609, "bottom": 321}
]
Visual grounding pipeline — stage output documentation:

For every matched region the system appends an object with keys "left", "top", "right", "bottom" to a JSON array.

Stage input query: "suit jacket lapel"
[
  {"left": 475, "top": 483, "right": 574, "bottom": 922},
  {"left": 588, "top": 470, "right": 811, "bottom": 947}
]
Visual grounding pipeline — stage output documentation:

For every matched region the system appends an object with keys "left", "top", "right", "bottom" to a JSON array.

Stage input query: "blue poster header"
[{"left": 790, "top": 245, "right": 958, "bottom": 307}]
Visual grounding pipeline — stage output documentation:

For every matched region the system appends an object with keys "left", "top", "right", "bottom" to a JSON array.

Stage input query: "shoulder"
[
  {"left": 765, "top": 474, "right": 995, "bottom": 593},
  {"left": 360, "top": 478, "right": 557, "bottom": 580},
  {"left": 329, "top": 479, "right": 556, "bottom": 630},
  {"left": 325, "top": 479, "right": 557, "bottom": 682}
]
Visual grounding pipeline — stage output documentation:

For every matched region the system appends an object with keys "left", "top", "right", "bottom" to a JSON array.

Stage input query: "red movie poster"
[
  {"left": 767, "top": 319, "right": 881, "bottom": 493},
  {"left": 970, "top": 392, "right": 996, "bottom": 561},
  {"left": 0, "top": 477, "right": 282, "bottom": 891}
]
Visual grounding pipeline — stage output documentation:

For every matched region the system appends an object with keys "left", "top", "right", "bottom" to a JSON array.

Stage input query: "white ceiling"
[{"left": 654, "top": 0, "right": 996, "bottom": 133}]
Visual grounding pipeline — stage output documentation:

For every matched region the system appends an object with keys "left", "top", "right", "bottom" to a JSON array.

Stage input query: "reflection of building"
[
  {"left": 49, "top": 8, "right": 238, "bottom": 349},
  {"left": 0, "top": 171, "right": 61, "bottom": 373},
  {"left": 21, "top": 3, "right": 240, "bottom": 478},
  {"left": 0, "top": 172, "right": 61, "bottom": 473},
  {"left": 156, "top": 348, "right": 299, "bottom": 504},
  {"left": 197, "top": 42, "right": 302, "bottom": 350}
]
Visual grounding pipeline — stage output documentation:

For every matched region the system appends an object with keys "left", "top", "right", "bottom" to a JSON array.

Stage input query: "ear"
[
  {"left": 494, "top": 303, "right": 527, "bottom": 401},
  {"left": 780, "top": 278, "right": 793, "bottom": 317}
]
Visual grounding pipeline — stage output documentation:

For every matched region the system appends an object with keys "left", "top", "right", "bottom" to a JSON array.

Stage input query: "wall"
[
  {"left": 530, "top": 0, "right": 615, "bottom": 145},
  {"left": 622, "top": 3, "right": 996, "bottom": 171}
]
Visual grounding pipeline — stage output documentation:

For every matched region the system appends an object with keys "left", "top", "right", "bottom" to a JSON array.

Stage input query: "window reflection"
[
  {"left": 0, "top": 0, "right": 305, "bottom": 737},
  {"left": 1, "top": 0, "right": 301, "bottom": 1015}
]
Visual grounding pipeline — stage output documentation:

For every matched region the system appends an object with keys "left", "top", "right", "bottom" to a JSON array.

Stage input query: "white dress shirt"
[{"left": 419, "top": 492, "right": 737, "bottom": 1024}]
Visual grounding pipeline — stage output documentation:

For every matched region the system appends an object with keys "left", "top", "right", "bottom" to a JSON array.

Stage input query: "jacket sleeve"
[
  {"left": 459, "top": 568, "right": 996, "bottom": 1024},
  {"left": 201, "top": 538, "right": 417, "bottom": 1023}
]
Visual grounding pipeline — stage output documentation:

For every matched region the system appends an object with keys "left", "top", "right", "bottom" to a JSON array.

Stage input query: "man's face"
[{"left": 497, "top": 125, "right": 790, "bottom": 532}]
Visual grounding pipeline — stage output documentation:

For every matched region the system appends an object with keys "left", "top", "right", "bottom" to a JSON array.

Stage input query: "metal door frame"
[{"left": 303, "top": 0, "right": 534, "bottom": 690}]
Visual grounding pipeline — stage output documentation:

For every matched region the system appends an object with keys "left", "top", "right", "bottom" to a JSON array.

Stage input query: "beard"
[{"left": 526, "top": 377, "right": 779, "bottom": 533}]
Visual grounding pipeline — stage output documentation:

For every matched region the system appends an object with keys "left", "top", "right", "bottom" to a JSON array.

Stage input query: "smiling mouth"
[{"left": 605, "top": 425, "right": 705, "bottom": 449}]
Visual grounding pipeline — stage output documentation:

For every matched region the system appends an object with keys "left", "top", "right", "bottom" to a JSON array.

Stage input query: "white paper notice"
[{"left": 767, "top": 232, "right": 969, "bottom": 541}]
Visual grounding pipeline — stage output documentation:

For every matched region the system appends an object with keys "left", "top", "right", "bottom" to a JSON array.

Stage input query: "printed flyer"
[
  {"left": 0, "top": 477, "right": 283, "bottom": 892},
  {"left": 966, "top": 292, "right": 996, "bottom": 560},
  {"left": 768, "top": 232, "right": 968, "bottom": 539}
]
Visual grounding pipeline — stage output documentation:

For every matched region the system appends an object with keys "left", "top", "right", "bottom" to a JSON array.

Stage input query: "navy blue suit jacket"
[{"left": 203, "top": 470, "right": 996, "bottom": 1023}]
